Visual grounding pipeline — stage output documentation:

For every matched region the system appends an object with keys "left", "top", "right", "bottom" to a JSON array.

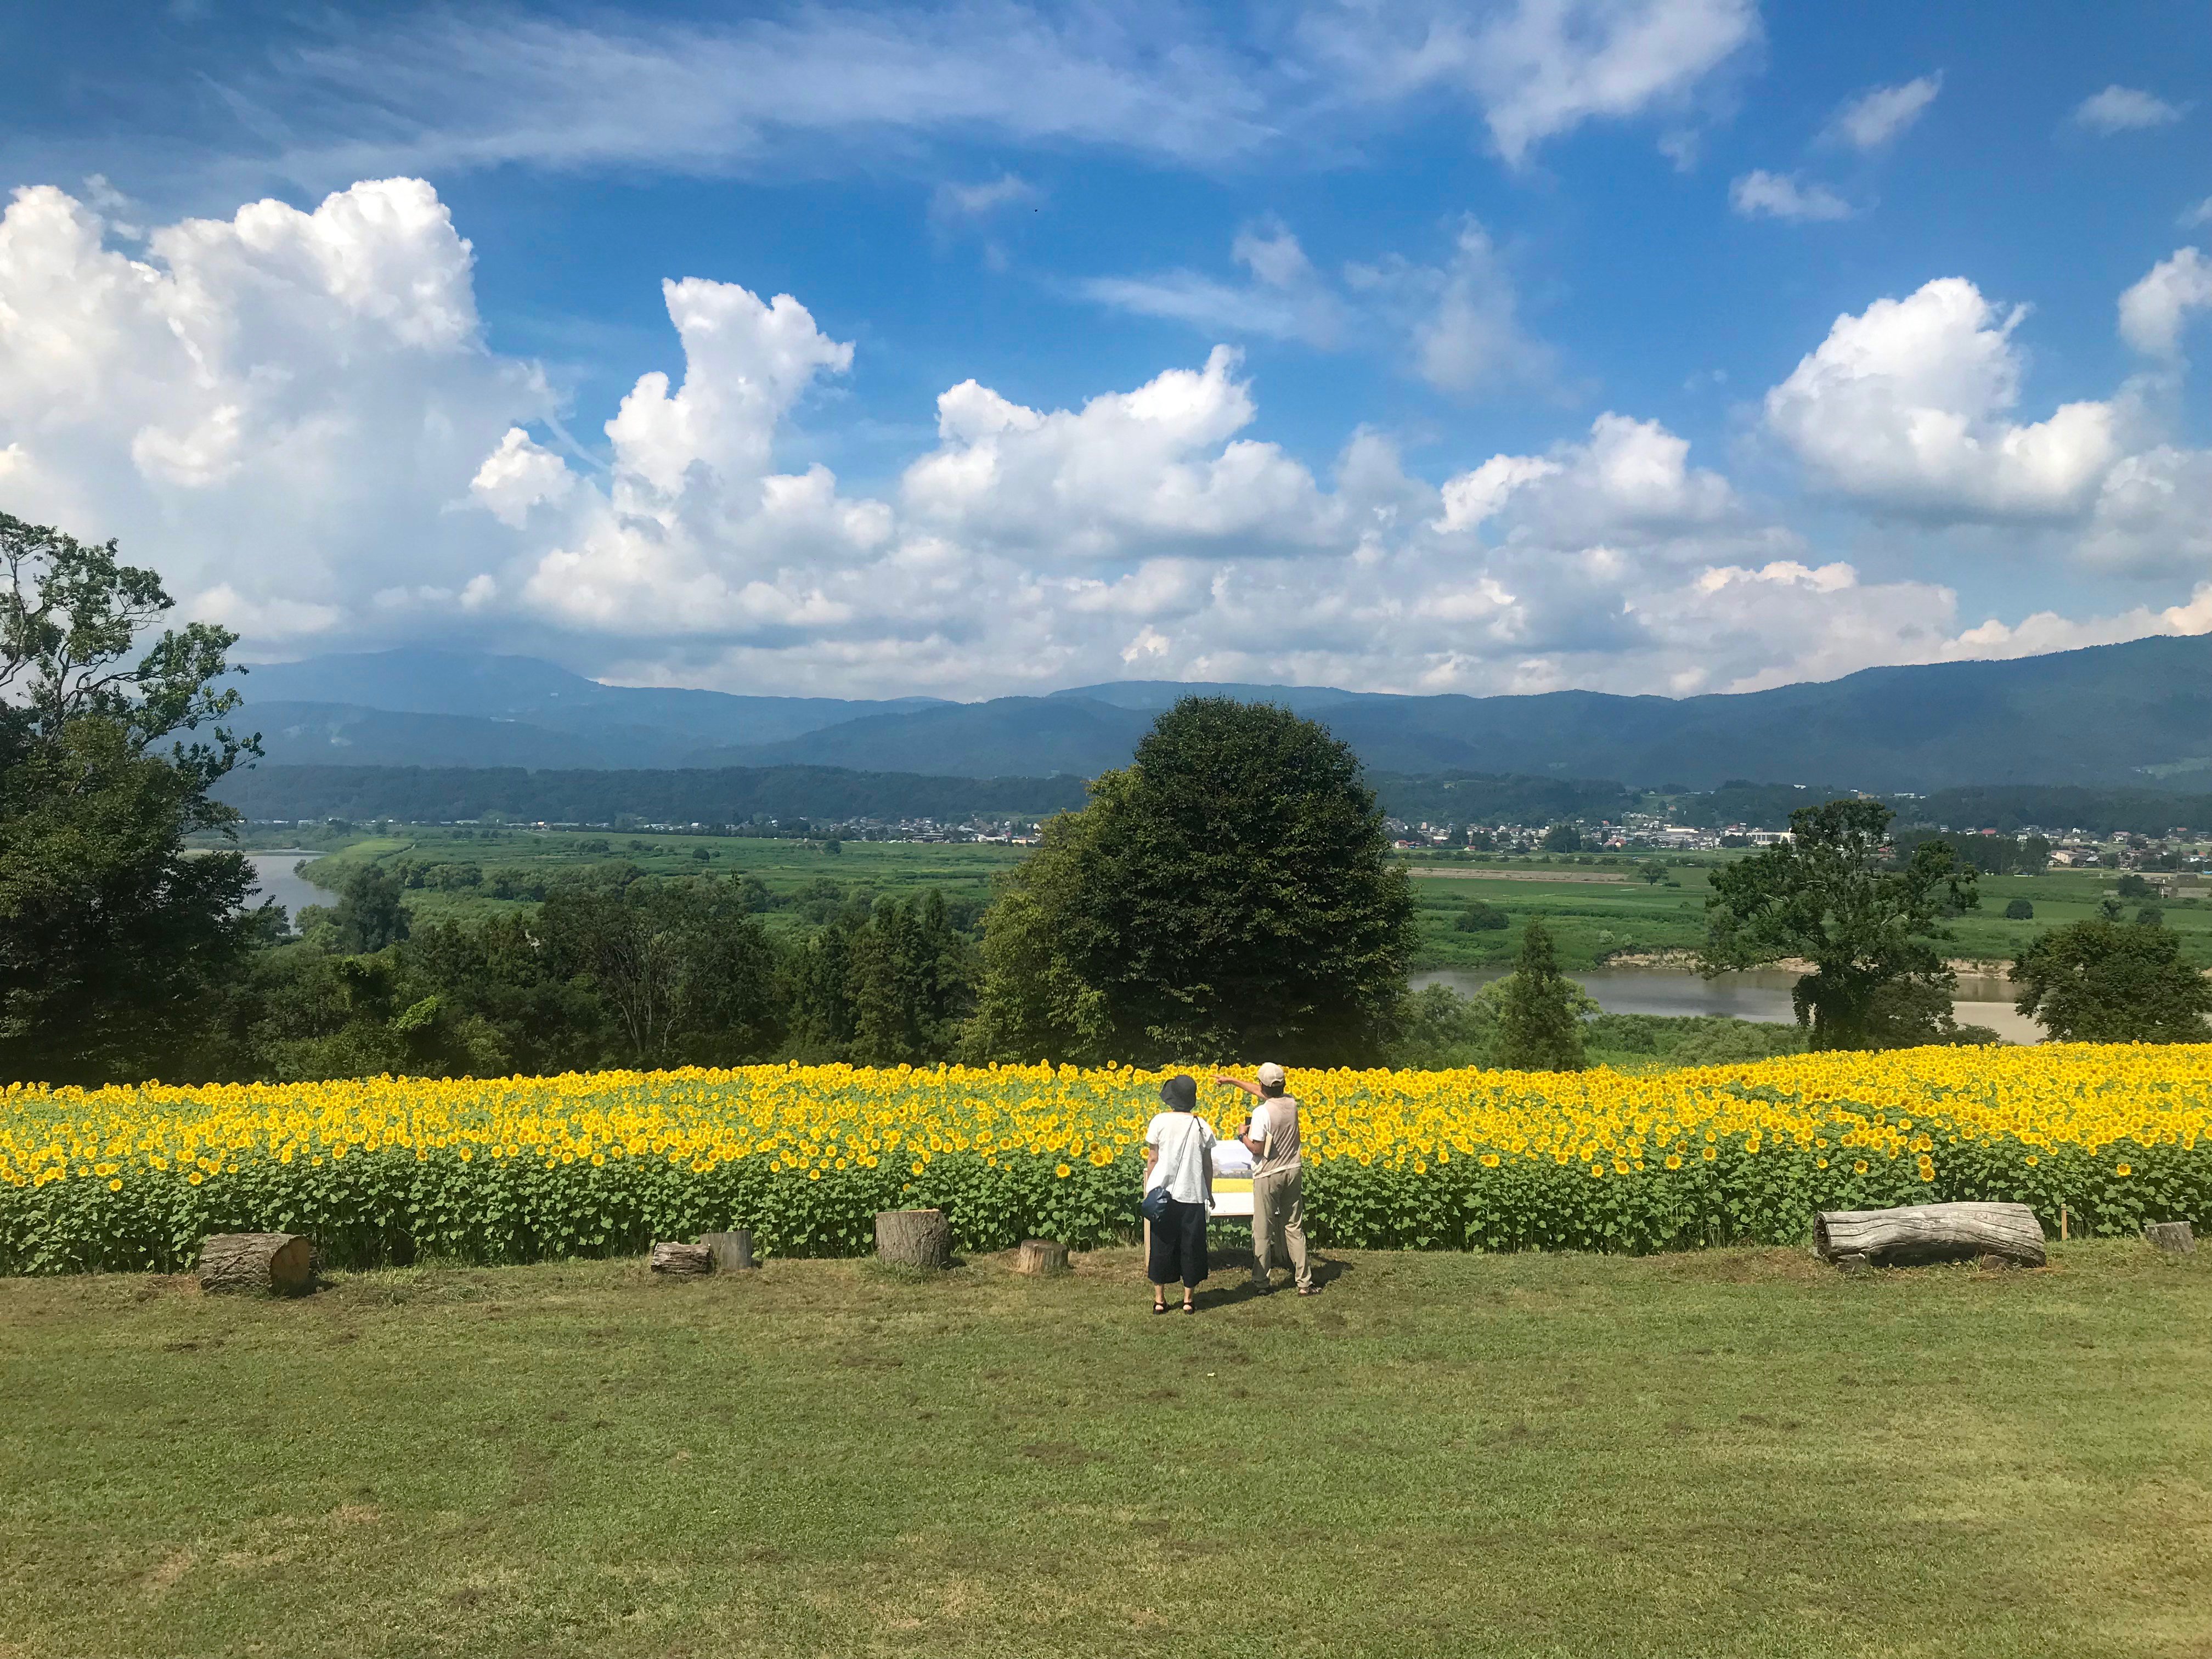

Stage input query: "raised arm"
[{"left": 1215, "top": 1074, "right": 1262, "bottom": 1099}]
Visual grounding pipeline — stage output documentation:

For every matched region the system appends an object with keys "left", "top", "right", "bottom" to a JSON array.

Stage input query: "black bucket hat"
[{"left": 1159, "top": 1074, "right": 1197, "bottom": 1111}]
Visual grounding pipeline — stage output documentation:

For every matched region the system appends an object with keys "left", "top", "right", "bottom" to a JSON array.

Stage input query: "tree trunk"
[
  {"left": 1014, "top": 1238, "right": 1069, "bottom": 1276},
  {"left": 1814, "top": 1201, "right": 2046, "bottom": 1269},
  {"left": 698, "top": 1230, "right": 756, "bottom": 1271},
  {"left": 197, "top": 1233, "right": 316, "bottom": 1296},
  {"left": 874, "top": 1209, "right": 951, "bottom": 1270},
  {"left": 2144, "top": 1221, "right": 2196, "bottom": 1256},
  {"left": 650, "top": 1242, "right": 714, "bottom": 1276}
]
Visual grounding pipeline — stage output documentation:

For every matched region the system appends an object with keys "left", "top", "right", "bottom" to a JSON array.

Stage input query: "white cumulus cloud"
[
  {"left": 8, "top": 175, "right": 2212, "bottom": 709},
  {"left": 2118, "top": 247, "right": 2212, "bottom": 357},
  {"left": 2070, "top": 85, "right": 2187, "bottom": 134},
  {"left": 0, "top": 177, "right": 545, "bottom": 645},
  {"left": 1729, "top": 170, "right": 1853, "bottom": 222},
  {"left": 1763, "top": 277, "right": 2119, "bottom": 518},
  {"left": 1825, "top": 74, "right": 1941, "bottom": 150}
]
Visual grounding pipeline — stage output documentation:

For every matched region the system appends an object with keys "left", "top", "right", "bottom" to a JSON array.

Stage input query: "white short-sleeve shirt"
[{"left": 1144, "top": 1111, "right": 1217, "bottom": 1205}]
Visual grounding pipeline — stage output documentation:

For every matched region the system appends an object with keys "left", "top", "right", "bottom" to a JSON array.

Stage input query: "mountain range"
[{"left": 225, "top": 634, "right": 2212, "bottom": 791}]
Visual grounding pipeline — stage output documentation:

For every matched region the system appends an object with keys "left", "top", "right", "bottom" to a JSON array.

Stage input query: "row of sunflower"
[{"left": 2, "top": 1044, "right": 2205, "bottom": 1273}]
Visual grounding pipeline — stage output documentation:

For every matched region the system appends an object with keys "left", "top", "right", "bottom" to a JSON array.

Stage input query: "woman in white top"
[{"left": 1142, "top": 1074, "right": 1216, "bottom": 1314}]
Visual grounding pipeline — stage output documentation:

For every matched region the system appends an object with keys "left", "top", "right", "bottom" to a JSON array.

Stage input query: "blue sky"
[{"left": 0, "top": 1, "right": 2208, "bottom": 699}]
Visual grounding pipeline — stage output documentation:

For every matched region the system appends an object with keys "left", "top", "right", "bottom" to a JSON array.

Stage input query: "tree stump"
[
  {"left": 197, "top": 1233, "right": 316, "bottom": 1296},
  {"left": 698, "top": 1230, "right": 757, "bottom": 1271},
  {"left": 650, "top": 1242, "right": 714, "bottom": 1276},
  {"left": 1014, "top": 1238, "right": 1069, "bottom": 1276},
  {"left": 2144, "top": 1220, "right": 2197, "bottom": 1256},
  {"left": 875, "top": 1209, "right": 951, "bottom": 1270},
  {"left": 1814, "top": 1201, "right": 2045, "bottom": 1269}
]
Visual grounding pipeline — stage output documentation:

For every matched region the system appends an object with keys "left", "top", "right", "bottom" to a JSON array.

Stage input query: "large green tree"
[
  {"left": 0, "top": 515, "right": 266, "bottom": 1084},
  {"left": 2011, "top": 919, "right": 2212, "bottom": 1042},
  {"left": 967, "top": 697, "right": 1414, "bottom": 1066},
  {"left": 1701, "top": 798, "right": 1978, "bottom": 1051}
]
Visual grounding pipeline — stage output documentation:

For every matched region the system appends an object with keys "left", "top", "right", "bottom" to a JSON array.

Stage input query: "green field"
[
  {"left": 3, "top": 1243, "right": 2206, "bottom": 1658},
  {"left": 273, "top": 827, "right": 1030, "bottom": 938},
  {"left": 218, "top": 828, "right": 2212, "bottom": 972},
  {"left": 1406, "top": 854, "right": 2212, "bottom": 970}
]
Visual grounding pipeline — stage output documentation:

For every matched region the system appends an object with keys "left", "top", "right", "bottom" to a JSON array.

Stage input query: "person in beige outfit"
[{"left": 1215, "top": 1063, "right": 1319, "bottom": 1295}]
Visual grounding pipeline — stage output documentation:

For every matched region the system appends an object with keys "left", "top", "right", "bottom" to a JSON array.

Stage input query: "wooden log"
[
  {"left": 2144, "top": 1220, "right": 2197, "bottom": 1256},
  {"left": 1814, "top": 1201, "right": 2045, "bottom": 1269},
  {"left": 1014, "top": 1238, "right": 1069, "bottom": 1276},
  {"left": 698, "top": 1229, "right": 756, "bottom": 1271},
  {"left": 650, "top": 1242, "right": 714, "bottom": 1276},
  {"left": 874, "top": 1209, "right": 951, "bottom": 1270},
  {"left": 197, "top": 1232, "right": 316, "bottom": 1296}
]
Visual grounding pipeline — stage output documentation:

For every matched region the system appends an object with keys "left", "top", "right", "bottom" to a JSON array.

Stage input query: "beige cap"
[{"left": 1256, "top": 1062, "right": 1287, "bottom": 1087}]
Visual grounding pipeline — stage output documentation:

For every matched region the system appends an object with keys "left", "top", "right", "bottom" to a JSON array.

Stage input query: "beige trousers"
[{"left": 1251, "top": 1165, "right": 1313, "bottom": 1289}]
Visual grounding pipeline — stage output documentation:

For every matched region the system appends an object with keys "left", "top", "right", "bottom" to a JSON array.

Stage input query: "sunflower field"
[{"left": 2, "top": 1045, "right": 2205, "bottom": 1273}]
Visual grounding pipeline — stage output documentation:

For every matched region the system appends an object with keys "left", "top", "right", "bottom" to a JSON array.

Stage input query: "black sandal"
[
  {"left": 1152, "top": 1301, "right": 1168, "bottom": 1315},
  {"left": 1181, "top": 1301, "right": 1197, "bottom": 1314}
]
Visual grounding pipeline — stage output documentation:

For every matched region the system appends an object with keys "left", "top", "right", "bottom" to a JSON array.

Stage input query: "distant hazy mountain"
[
  {"left": 230, "top": 634, "right": 2212, "bottom": 791},
  {"left": 687, "top": 697, "right": 1155, "bottom": 777},
  {"left": 239, "top": 650, "right": 944, "bottom": 749},
  {"left": 241, "top": 702, "right": 698, "bottom": 769}
]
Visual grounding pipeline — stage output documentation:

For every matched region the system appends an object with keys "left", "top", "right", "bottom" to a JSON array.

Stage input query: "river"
[
  {"left": 1411, "top": 966, "right": 2044, "bottom": 1045},
  {"left": 242, "top": 852, "right": 327, "bottom": 923}
]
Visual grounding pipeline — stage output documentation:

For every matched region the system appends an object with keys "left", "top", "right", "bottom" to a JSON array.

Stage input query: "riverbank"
[
  {"left": 1412, "top": 963, "right": 2044, "bottom": 1042},
  {"left": 1595, "top": 949, "right": 2019, "bottom": 979}
]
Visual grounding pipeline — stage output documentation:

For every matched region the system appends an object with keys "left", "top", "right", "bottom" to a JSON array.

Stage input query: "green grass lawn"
[{"left": 5, "top": 1242, "right": 2208, "bottom": 1658}]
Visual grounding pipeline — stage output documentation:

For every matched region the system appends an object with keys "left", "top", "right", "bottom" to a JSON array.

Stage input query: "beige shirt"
[{"left": 1247, "top": 1096, "right": 1301, "bottom": 1178}]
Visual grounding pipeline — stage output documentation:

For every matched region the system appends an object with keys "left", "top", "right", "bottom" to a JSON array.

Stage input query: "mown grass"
[{"left": 4, "top": 1240, "right": 2208, "bottom": 1657}]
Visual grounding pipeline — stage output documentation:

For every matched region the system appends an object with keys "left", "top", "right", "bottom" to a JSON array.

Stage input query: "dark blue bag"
[{"left": 1139, "top": 1183, "right": 1173, "bottom": 1221}]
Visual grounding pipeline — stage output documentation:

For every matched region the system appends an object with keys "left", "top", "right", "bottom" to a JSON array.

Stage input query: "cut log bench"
[
  {"left": 2144, "top": 1220, "right": 2197, "bottom": 1256},
  {"left": 649, "top": 1242, "right": 714, "bottom": 1276},
  {"left": 875, "top": 1209, "right": 952, "bottom": 1270},
  {"left": 1815, "top": 1201, "right": 2046, "bottom": 1269},
  {"left": 197, "top": 1232, "right": 317, "bottom": 1296},
  {"left": 1014, "top": 1238, "right": 1070, "bottom": 1275}
]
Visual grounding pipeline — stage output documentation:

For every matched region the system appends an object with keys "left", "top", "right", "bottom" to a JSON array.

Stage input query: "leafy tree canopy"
[
  {"left": 967, "top": 698, "right": 1414, "bottom": 1066},
  {"left": 1492, "top": 916, "right": 1587, "bottom": 1072},
  {"left": 1701, "top": 798, "right": 1978, "bottom": 1051},
  {"left": 2012, "top": 919, "right": 2212, "bottom": 1043},
  {"left": 0, "top": 516, "right": 265, "bottom": 1084}
]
